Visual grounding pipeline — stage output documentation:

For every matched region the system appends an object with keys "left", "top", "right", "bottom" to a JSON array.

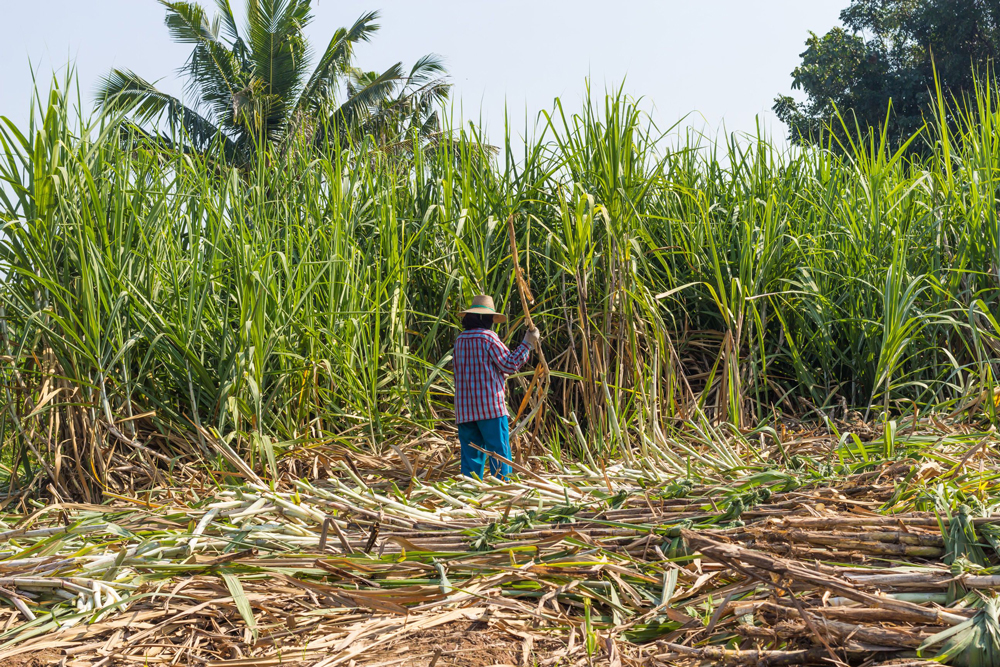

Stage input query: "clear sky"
[{"left": 0, "top": 1, "right": 846, "bottom": 146}]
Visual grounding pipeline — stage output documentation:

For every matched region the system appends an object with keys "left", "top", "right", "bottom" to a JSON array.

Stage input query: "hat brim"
[{"left": 459, "top": 305, "right": 507, "bottom": 323}]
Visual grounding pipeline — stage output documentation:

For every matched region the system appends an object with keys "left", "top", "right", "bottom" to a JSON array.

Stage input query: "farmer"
[{"left": 453, "top": 295, "right": 540, "bottom": 480}]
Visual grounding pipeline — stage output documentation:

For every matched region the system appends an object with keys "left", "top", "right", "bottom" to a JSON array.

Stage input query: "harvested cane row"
[{"left": 0, "top": 449, "right": 998, "bottom": 667}]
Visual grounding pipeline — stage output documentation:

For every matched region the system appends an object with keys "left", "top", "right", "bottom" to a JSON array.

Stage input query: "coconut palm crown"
[{"left": 97, "top": 0, "right": 450, "bottom": 164}]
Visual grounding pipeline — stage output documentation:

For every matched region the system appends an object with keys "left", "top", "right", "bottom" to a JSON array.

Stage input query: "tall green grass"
[{"left": 3, "top": 74, "right": 1000, "bottom": 493}]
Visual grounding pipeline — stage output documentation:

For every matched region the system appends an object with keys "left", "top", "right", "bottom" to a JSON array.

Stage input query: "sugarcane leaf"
[
  {"left": 920, "top": 597, "right": 1000, "bottom": 667},
  {"left": 220, "top": 568, "right": 257, "bottom": 640},
  {"left": 253, "top": 432, "right": 278, "bottom": 480}
]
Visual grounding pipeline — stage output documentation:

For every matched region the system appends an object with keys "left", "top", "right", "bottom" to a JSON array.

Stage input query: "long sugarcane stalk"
[{"left": 506, "top": 214, "right": 549, "bottom": 438}]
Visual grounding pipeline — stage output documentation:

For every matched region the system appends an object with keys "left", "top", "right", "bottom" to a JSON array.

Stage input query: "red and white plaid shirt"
[{"left": 453, "top": 329, "right": 531, "bottom": 423}]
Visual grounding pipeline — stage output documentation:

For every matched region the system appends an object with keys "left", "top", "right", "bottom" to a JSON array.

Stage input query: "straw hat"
[{"left": 458, "top": 295, "right": 507, "bottom": 323}]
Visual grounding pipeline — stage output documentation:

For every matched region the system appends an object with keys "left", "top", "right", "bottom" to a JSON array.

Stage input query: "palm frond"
[
  {"left": 349, "top": 65, "right": 405, "bottom": 111},
  {"left": 159, "top": 1, "right": 220, "bottom": 44},
  {"left": 186, "top": 40, "right": 245, "bottom": 132},
  {"left": 245, "top": 0, "right": 313, "bottom": 138},
  {"left": 96, "top": 69, "right": 183, "bottom": 123},
  {"left": 407, "top": 53, "right": 447, "bottom": 86},
  {"left": 94, "top": 69, "right": 238, "bottom": 157},
  {"left": 114, "top": 120, "right": 203, "bottom": 157},
  {"left": 159, "top": 0, "right": 248, "bottom": 138},
  {"left": 417, "top": 110, "right": 440, "bottom": 138},
  {"left": 411, "top": 79, "right": 451, "bottom": 109},
  {"left": 320, "top": 63, "right": 404, "bottom": 142},
  {"left": 370, "top": 54, "right": 450, "bottom": 145},
  {"left": 295, "top": 11, "right": 380, "bottom": 116},
  {"left": 214, "top": 0, "right": 240, "bottom": 42}
]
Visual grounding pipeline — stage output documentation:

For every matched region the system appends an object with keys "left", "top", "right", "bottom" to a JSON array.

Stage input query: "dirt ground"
[
  {"left": 0, "top": 650, "right": 62, "bottom": 667},
  {"left": 346, "top": 622, "right": 566, "bottom": 667}
]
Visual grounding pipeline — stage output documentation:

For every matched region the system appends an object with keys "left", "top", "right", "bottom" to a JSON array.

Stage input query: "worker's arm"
[{"left": 485, "top": 331, "right": 533, "bottom": 375}]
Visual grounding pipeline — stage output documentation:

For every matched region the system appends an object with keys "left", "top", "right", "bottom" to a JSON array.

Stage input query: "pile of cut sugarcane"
[{"left": 2, "top": 427, "right": 1000, "bottom": 666}]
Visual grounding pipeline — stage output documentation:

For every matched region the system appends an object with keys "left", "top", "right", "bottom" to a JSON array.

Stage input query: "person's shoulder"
[
  {"left": 480, "top": 329, "right": 504, "bottom": 344},
  {"left": 459, "top": 328, "right": 495, "bottom": 338},
  {"left": 458, "top": 329, "right": 501, "bottom": 346},
  {"left": 455, "top": 330, "right": 479, "bottom": 345}
]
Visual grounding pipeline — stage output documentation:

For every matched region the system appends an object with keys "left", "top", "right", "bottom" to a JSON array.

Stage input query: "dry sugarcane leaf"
[
  {"left": 314, "top": 559, "right": 380, "bottom": 587},
  {"left": 343, "top": 592, "right": 409, "bottom": 616}
]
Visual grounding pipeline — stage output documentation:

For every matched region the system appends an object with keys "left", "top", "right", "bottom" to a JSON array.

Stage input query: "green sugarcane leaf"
[
  {"left": 220, "top": 568, "right": 257, "bottom": 640},
  {"left": 920, "top": 597, "right": 1000, "bottom": 667}
]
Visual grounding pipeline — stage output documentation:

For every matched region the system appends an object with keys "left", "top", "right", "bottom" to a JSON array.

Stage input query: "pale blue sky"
[{"left": 0, "top": 1, "right": 846, "bottom": 145}]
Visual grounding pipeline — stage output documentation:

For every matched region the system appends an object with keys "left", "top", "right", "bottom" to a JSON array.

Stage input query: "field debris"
[{"left": 0, "top": 426, "right": 998, "bottom": 666}]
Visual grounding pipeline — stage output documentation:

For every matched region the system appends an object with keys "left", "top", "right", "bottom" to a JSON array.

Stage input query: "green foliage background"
[
  {"left": 775, "top": 0, "right": 1000, "bottom": 150},
  {"left": 4, "top": 74, "right": 1000, "bottom": 494}
]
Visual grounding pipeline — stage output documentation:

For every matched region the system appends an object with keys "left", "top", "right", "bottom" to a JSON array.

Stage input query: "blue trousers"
[{"left": 458, "top": 416, "right": 511, "bottom": 480}]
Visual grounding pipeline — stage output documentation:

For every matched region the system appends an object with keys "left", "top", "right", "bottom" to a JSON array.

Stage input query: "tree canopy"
[
  {"left": 774, "top": 0, "right": 1000, "bottom": 150},
  {"left": 97, "top": 0, "right": 450, "bottom": 165}
]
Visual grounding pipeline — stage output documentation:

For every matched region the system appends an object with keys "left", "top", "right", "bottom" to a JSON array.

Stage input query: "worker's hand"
[{"left": 523, "top": 327, "right": 541, "bottom": 347}]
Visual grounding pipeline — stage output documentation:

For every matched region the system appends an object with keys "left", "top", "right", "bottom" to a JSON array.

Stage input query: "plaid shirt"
[{"left": 453, "top": 329, "right": 531, "bottom": 423}]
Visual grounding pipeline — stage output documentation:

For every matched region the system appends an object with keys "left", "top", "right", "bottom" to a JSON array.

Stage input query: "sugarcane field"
[{"left": 8, "top": 1, "right": 1000, "bottom": 666}]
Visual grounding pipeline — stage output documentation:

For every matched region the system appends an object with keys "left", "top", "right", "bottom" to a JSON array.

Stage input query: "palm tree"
[{"left": 97, "top": 0, "right": 450, "bottom": 164}]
